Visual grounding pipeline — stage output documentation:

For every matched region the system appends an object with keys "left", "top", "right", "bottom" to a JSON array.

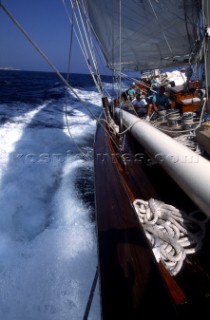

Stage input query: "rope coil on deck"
[{"left": 133, "top": 198, "right": 208, "bottom": 276}]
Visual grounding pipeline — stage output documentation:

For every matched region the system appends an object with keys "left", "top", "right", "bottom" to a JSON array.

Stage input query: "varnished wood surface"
[{"left": 94, "top": 124, "right": 179, "bottom": 319}]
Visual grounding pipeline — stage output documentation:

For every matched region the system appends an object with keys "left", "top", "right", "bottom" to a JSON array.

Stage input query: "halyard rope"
[{"left": 133, "top": 198, "right": 208, "bottom": 276}]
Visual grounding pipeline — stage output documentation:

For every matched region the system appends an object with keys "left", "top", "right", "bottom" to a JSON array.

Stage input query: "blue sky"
[{"left": 0, "top": 0, "right": 110, "bottom": 75}]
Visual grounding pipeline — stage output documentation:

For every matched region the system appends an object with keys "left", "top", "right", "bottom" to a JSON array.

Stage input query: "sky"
[{"left": 0, "top": 0, "right": 110, "bottom": 75}]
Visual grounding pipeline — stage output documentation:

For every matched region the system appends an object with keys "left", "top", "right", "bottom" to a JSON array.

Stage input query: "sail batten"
[{"left": 81, "top": 0, "right": 203, "bottom": 71}]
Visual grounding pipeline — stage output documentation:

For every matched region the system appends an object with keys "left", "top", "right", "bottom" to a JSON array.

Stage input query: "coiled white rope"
[{"left": 133, "top": 198, "right": 208, "bottom": 276}]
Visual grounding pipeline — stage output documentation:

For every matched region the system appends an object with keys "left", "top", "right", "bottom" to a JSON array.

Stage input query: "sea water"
[{"left": 0, "top": 70, "right": 114, "bottom": 320}]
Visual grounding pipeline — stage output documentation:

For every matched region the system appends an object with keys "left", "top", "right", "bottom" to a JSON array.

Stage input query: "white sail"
[{"left": 81, "top": 0, "right": 203, "bottom": 71}]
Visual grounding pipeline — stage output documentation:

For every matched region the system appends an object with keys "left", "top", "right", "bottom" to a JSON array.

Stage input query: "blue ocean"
[{"left": 0, "top": 70, "right": 114, "bottom": 320}]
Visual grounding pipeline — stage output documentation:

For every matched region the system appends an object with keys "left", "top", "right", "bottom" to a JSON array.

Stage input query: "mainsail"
[{"left": 81, "top": 0, "right": 203, "bottom": 71}]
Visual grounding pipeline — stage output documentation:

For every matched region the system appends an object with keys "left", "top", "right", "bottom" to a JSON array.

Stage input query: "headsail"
[{"left": 81, "top": 0, "right": 203, "bottom": 71}]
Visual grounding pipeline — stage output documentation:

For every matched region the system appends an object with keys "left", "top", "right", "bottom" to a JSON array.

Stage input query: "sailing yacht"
[
  {"left": 1, "top": 0, "right": 210, "bottom": 319},
  {"left": 76, "top": 1, "right": 210, "bottom": 319}
]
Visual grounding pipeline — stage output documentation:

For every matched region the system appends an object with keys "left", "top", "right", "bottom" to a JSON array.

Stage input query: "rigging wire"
[
  {"left": 60, "top": 3, "right": 100, "bottom": 313},
  {"left": 0, "top": 2, "right": 122, "bottom": 158},
  {"left": 203, "top": 1, "right": 210, "bottom": 113},
  {"left": 62, "top": 0, "right": 102, "bottom": 95},
  {"left": 0, "top": 2, "right": 116, "bottom": 156},
  {"left": 68, "top": 0, "right": 103, "bottom": 95},
  {"left": 147, "top": 0, "right": 173, "bottom": 54},
  {"left": 61, "top": 0, "right": 116, "bottom": 156},
  {"left": 61, "top": 1, "right": 94, "bottom": 158},
  {"left": 83, "top": 266, "right": 99, "bottom": 320},
  {"left": 62, "top": 0, "right": 89, "bottom": 65},
  {"left": 118, "top": 0, "right": 123, "bottom": 116},
  {"left": 62, "top": 0, "right": 104, "bottom": 95},
  {"left": 77, "top": 0, "right": 103, "bottom": 93},
  {"left": 62, "top": 3, "right": 89, "bottom": 158},
  {"left": 111, "top": 0, "right": 115, "bottom": 98},
  {"left": 0, "top": 2, "right": 101, "bottom": 311}
]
